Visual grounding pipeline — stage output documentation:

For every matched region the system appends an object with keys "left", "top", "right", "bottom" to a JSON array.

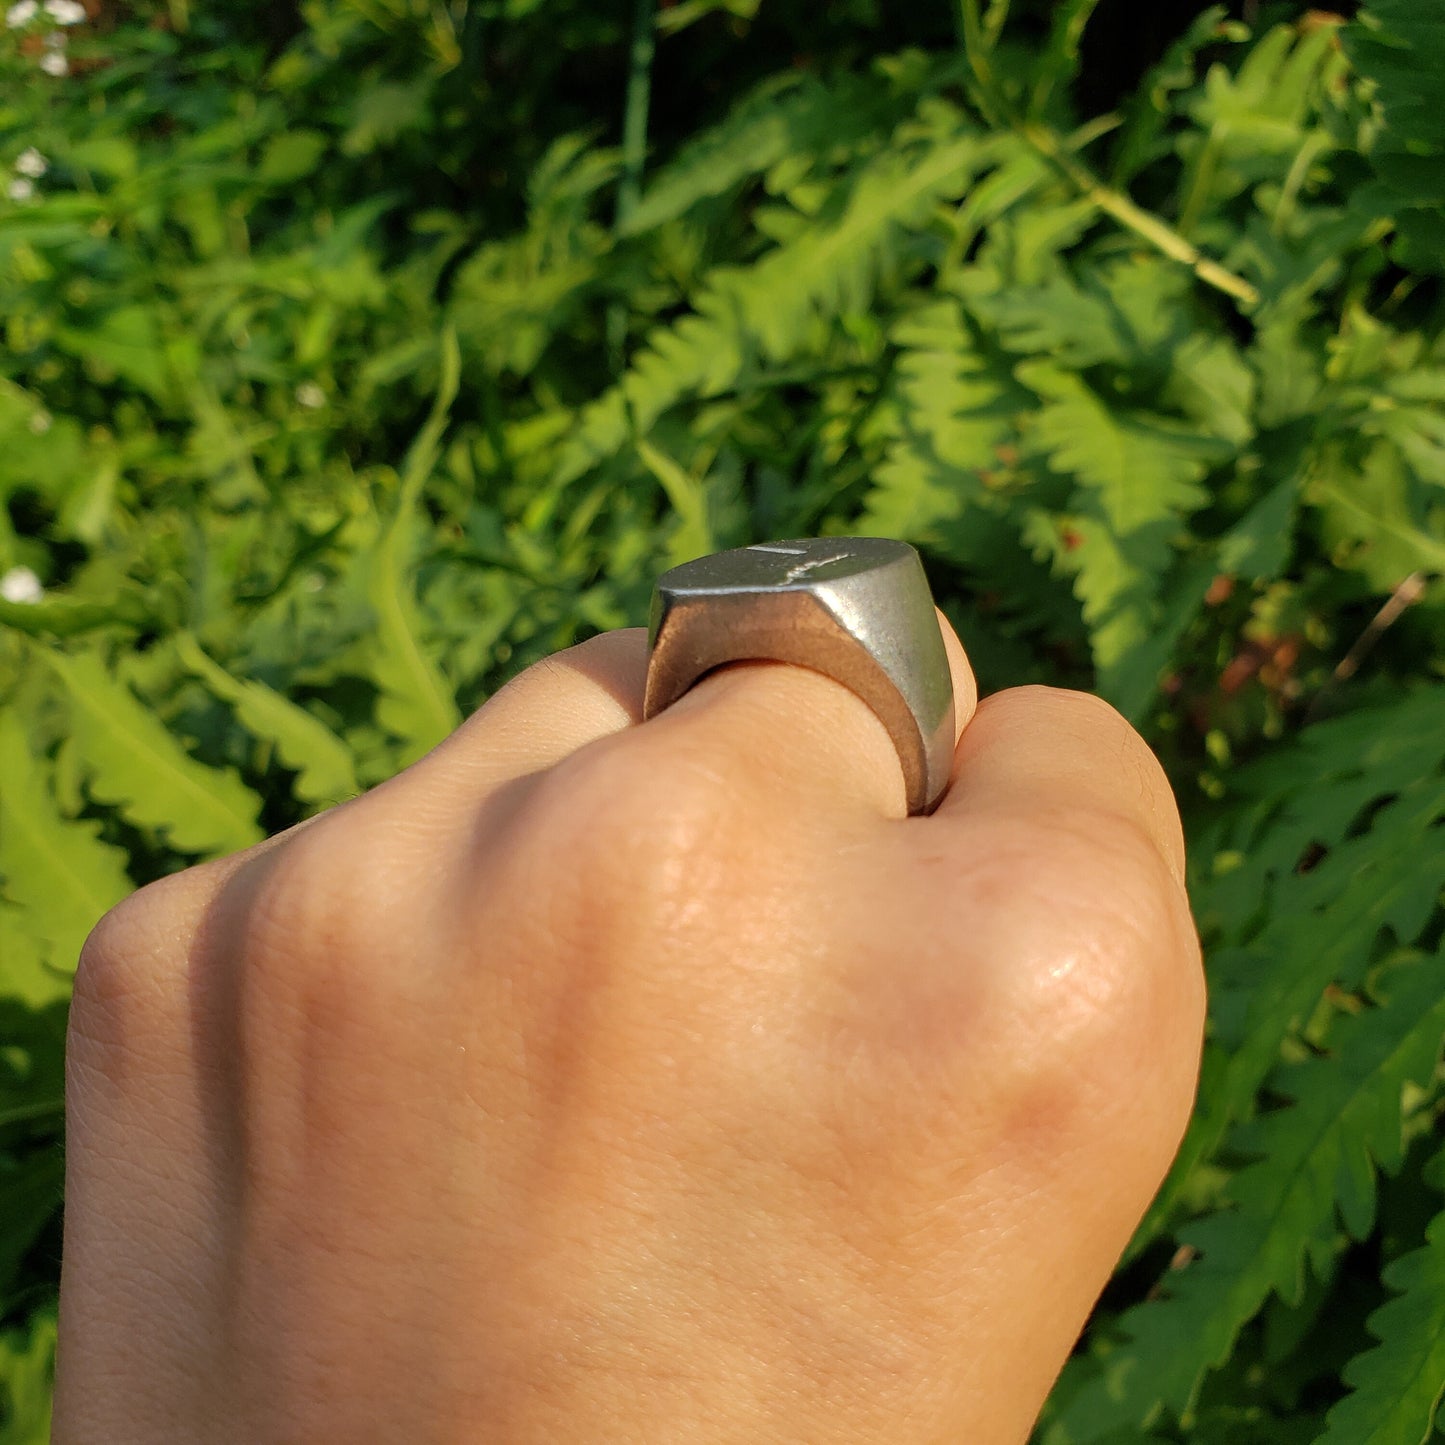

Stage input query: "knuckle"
[
  {"left": 1014, "top": 684, "right": 1133, "bottom": 734},
  {"left": 69, "top": 872, "right": 201, "bottom": 1062},
  {"left": 1018, "top": 686, "right": 1177, "bottom": 812},
  {"left": 944, "top": 810, "right": 1201, "bottom": 1136},
  {"left": 231, "top": 815, "right": 438, "bottom": 1064},
  {"left": 525, "top": 731, "right": 772, "bottom": 934},
  {"left": 541, "top": 732, "right": 754, "bottom": 857},
  {"left": 240, "top": 814, "right": 393, "bottom": 975},
  {"left": 1021, "top": 809, "right": 1189, "bottom": 1028}
]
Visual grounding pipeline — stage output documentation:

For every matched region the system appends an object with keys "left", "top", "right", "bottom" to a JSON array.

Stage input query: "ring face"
[{"left": 644, "top": 538, "right": 954, "bottom": 814}]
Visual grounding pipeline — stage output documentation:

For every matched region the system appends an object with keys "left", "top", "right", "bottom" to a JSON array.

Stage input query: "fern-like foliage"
[
  {"left": 360, "top": 330, "right": 464, "bottom": 764},
  {"left": 1, "top": 0, "right": 1443, "bottom": 1434},
  {"left": 1344, "top": 0, "right": 1445, "bottom": 276},
  {"left": 1044, "top": 958, "right": 1445, "bottom": 1441},
  {"left": 1317, "top": 1188, "right": 1445, "bottom": 1445},
  {"left": 538, "top": 100, "right": 999, "bottom": 489},
  {"left": 1044, "top": 688, "right": 1445, "bottom": 1439},
  {"left": 0, "top": 714, "right": 130, "bottom": 994}
]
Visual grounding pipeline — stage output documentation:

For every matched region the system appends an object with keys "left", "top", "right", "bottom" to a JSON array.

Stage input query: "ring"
[{"left": 643, "top": 538, "right": 955, "bottom": 814}]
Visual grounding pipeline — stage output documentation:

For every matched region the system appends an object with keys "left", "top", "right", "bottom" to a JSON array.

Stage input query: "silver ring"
[{"left": 643, "top": 538, "right": 955, "bottom": 815}]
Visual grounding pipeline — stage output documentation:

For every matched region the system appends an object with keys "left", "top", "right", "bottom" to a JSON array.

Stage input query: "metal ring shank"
[{"left": 644, "top": 584, "right": 952, "bottom": 815}]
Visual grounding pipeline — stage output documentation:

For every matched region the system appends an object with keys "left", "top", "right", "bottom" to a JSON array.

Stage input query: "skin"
[{"left": 53, "top": 617, "right": 1205, "bottom": 1444}]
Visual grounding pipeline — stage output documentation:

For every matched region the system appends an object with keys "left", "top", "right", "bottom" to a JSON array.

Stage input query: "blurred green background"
[{"left": 1, "top": 0, "right": 1443, "bottom": 1437}]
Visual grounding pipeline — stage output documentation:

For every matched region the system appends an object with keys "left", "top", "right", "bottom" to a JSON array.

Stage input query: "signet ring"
[{"left": 642, "top": 538, "right": 955, "bottom": 815}]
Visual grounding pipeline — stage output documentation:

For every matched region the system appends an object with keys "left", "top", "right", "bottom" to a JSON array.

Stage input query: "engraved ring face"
[{"left": 643, "top": 538, "right": 955, "bottom": 814}]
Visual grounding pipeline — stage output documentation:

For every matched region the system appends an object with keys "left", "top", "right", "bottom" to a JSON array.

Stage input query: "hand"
[{"left": 55, "top": 620, "right": 1204, "bottom": 1444}]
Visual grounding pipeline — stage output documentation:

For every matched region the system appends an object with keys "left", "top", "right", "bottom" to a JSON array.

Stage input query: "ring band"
[{"left": 643, "top": 538, "right": 955, "bottom": 814}]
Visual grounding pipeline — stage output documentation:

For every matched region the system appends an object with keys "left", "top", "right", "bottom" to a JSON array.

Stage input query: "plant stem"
[
  {"left": 982, "top": 0, "right": 1011, "bottom": 47},
  {"left": 609, "top": 0, "right": 657, "bottom": 370},
  {"left": 1029, "top": 0, "right": 1104, "bottom": 118},
  {"left": 956, "top": 0, "right": 1005, "bottom": 127},
  {"left": 955, "top": 0, "right": 1256, "bottom": 306},
  {"left": 616, "top": 0, "right": 657, "bottom": 228},
  {"left": 1019, "top": 121, "right": 1260, "bottom": 305},
  {"left": 0, "top": 1099, "right": 63, "bottom": 1129}
]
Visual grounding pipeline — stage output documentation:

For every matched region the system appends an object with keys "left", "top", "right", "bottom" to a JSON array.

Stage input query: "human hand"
[{"left": 55, "top": 618, "right": 1203, "bottom": 1443}]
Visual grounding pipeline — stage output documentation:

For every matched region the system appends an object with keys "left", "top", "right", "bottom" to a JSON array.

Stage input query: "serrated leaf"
[
  {"left": 43, "top": 650, "right": 263, "bottom": 857},
  {"left": 1018, "top": 361, "right": 1230, "bottom": 702},
  {"left": 0, "top": 711, "right": 131, "bottom": 985},
  {"left": 1024, "top": 499, "right": 1176, "bottom": 714},
  {"left": 1216, "top": 478, "right": 1296, "bottom": 580},
  {"left": 1316, "top": 1204, "right": 1445, "bottom": 1445},
  {"left": 1082, "top": 479, "right": 1296, "bottom": 719},
  {"left": 862, "top": 298, "right": 1020, "bottom": 541},
  {"left": 964, "top": 273, "right": 1131, "bottom": 369},
  {"left": 0, "top": 913, "right": 56, "bottom": 1012},
  {"left": 1021, "top": 362, "right": 1223, "bottom": 534},
  {"left": 620, "top": 72, "right": 811, "bottom": 233},
  {"left": 548, "top": 112, "right": 996, "bottom": 488},
  {"left": 0, "top": 996, "right": 65, "bottom": 1323},
  {"left": 1312, "top": 440, "right": 1445, "bottom": 589},
  {"left": 361, "top": 330, "right": 463, "bottom": 763},
  {"left": 0, "top": 999, "right": 65, "bottom": 1142},
  {"left": 1045, "top": 958, "right": 1445, "bottom": 1442},
  {"left": 1345, "top": 0, "right": 1445, "bottom": 274},
  {"left": 172, "top": 634, "right": 357, "bottom": 807}
]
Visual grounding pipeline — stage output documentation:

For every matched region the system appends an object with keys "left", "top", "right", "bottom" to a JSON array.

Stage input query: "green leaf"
[
  {"left": 342, "top": 79, "right": 434, "bottom": 157},
  {"left": 0, "top": 996, "right": 65, "bottom": 1325},
  {"left": 1216, "top": 479, "right": 1296, "bottom": 580},
  {"left": 0, "top": 711, "right": 131, "bottom": 985},
  {"left": 621, "top": 63, "right": 930, "bottom": 234},
  {"left": 0, "top": 914, "right": 59, "bottom": 1013},
  {"left": 636, "top": 439, "right": 716, "bottom": 567},
  {"left": 548, "top": 112, "right": 997, "bottom": 487},
  {"left": 0, "top": 1306, "right": 54, "bottom": 1445},
  {"left": 257, "top": 128, "right": 329, "bottom": 185},
  {"left": 1345, "top": 0, "right": 1445, "bottom": 274},
  {"left": 1024, "top": 498, "right": 1176, "bottom": 713},
  {"left": 172, "top": 634, "right": 358, "bottom": 807},
  {"left": 654, "top": 0, "right": 759, "bottom": 37},
  {"left": 0, "top": 1000, "right": 64, "bottom": 1145},
  {"left": 1046, "top": 958, "right": 1445, "bottom": 1441},
  {"left": 43, "top": 650, "right": 264, "bottom": 857},
  {"left": 0, "top": 589, "right": 154, "bottom": 640},
  {"left": 1017, "top": 361, "right": 1229, "bottom": 699},
  {"left": 53, "top": 307, "right": 177, "bottom": 408},
  {"left": 1029, "top": 0, "right": 1106, "bottom": 117},
  {"left": 1021, "top": 362, "right": 1223, "bottom": 535},
  {"left": 1312, "top": 440, "right": 1445, "bottom": 589},
  {"left": 360, "top": 330, "right": 463, "bottom": 763},
  {"left": 1079, "top": 479, "right": 1297, "bottom": 720},
  {"left": 1317, "top": 1203, "right": 1445, "bottom": 1445},
  {"left": 862, "top": 298, "right": 1021, "bottom": 542}
]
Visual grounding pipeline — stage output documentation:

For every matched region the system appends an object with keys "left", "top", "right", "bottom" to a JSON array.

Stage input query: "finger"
[
  {"left": 66, "top": 630, "right": 656, "bottom": 1086},
  {"left": 866, "top": 688, "right": 1201, "bottom": 1434},
  {"left": 932, "top": 684, "right": 1187, "bottom": 886},
  {"left": 404, "top": 628, "right": 650, "bottom": 789},
  {"left": 647, "top": 607, "right": 977, "bottom": 821}
]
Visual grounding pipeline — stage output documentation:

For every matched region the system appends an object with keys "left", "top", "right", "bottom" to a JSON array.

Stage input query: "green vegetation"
[{"left": 1, "top": 0, "right": 1442, "bottom": 1436}]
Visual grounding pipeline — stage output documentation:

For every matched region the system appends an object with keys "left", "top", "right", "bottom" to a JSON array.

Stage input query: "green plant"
[{"left": 1, "top": 0, "right": 1442, "bottom": 1437}]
